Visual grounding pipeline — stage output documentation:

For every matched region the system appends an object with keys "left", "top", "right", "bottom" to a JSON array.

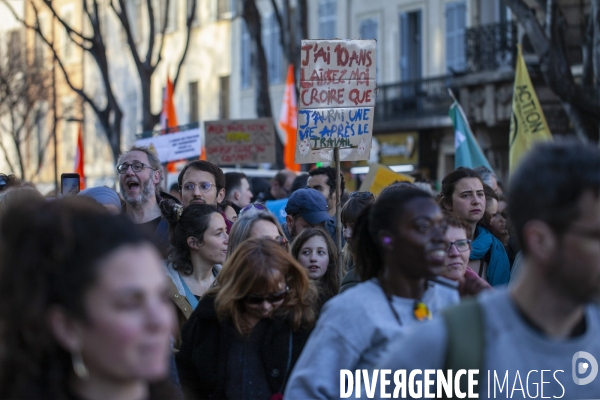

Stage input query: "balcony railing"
[
  {"left": 375, "top": 75, "right": 455, "bottom": 122},
  {"left": 466, "top": 21, "right": 517, "bottom": 73}
]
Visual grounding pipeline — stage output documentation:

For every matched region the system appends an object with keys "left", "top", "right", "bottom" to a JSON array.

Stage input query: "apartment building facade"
[{"left": 229, "top": 0, "right": 582, "bottom": 185}]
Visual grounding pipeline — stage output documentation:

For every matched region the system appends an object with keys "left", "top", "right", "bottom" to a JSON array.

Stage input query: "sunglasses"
[
  {"left": 117, "top": 162, "right": 155, "bottom": 174},
  {"left": 349, "top": 191, "right": 374, "bottom": 200},
  {"left": 274, "top": 235, "right": 288, "bottom": 249},
  {"left": 446, "top": 239, "right": 471, "bottom": 253},
  {"left": 239, "top": 203, "right": 268, "bottom": 216},
  {"left": 244, "top": 287, "right": 289, "bottom": 305}
]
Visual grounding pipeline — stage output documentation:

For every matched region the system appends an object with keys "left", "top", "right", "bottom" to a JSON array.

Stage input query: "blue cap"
[
  {"left": 285, "top": 188, "right": 331, "bottom": 225},
  {"left": 78, "top": 186, "right": 122, "bottom": 212}
]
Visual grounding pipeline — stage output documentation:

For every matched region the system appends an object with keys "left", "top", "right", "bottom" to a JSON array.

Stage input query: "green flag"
[{"left": 450, "top": 101, "right": 493, "bottom": 171}]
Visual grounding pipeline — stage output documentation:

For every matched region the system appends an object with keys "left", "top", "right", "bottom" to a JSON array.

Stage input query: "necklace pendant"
[{"left": 413, "top": 301, "right": 432, "bottom": 321}]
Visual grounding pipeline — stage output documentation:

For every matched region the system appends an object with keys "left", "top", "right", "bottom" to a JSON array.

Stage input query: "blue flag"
[{"left": 449, "top": 101, "right": 493, "bottom": 171}]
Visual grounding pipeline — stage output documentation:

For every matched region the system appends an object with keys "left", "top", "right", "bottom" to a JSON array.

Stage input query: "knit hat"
[{"left": 78, "top": 186, "right": 122, "bottom": 212}]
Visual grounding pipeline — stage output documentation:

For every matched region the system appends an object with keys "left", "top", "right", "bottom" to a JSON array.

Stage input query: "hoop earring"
[{"left": 71, "top": 351, "right": 89, "bottom": 379}]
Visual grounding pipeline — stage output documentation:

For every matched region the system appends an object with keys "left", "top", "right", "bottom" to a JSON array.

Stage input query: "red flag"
[
  {"left": 74, "top": 124, "right": 85, "bottom": 189},
  {"left": 161, "top": 74, "right": 182, "bottom": 170},
  {"left": 161, "top": 75, "right": 178, "bottom": 130},
  {"left": 279, "top": 65, "right": 300, "bottom": 171}
]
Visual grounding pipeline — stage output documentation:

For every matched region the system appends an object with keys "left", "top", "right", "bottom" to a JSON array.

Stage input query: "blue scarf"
[{"left": 470, "top": 226, "right": 510, "bottom": 286}]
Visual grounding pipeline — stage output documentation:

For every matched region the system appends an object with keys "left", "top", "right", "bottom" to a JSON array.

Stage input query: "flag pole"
[{"left": 447, "top": 88, "right": 457, "bottom": 103}]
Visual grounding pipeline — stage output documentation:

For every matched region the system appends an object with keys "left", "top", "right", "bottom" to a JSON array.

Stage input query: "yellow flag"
[{"left": 509, "top": 44, "right": 552, "bottom": 174}]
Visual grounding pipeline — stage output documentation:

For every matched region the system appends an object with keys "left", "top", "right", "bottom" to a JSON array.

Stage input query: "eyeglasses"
[
  {"left": 239, "top": 203, "right": 268, "bottom": 216},
  {"left": 349, "top": 191, "right": 374, "bottom": 200},
  {"left": 244, "top": 287, "right": 289, "bottom": 305},
  {"left": 446, "top": 239, "right": 471, "bottom": 253},
  {"left": 117, "top": 162, "right": 155, "bottom": 174},
  {"left": 182, "top": 182, "right": 215, "bottom": 193}
]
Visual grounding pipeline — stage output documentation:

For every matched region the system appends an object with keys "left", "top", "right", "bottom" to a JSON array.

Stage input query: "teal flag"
[{"left": 450, "top": 101, "right": 493, "bottom": 171}]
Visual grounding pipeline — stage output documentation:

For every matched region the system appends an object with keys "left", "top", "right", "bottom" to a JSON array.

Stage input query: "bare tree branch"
[
  {"left": 505, "top": 0, "right": 599, "bottom": 117},
  {"left": 145, "top": 0, "right": 157, "bottom": 68},
  {"left": 154, "top": 0, "right": 172, "bottom": 69},
  {"left": 173, "top": 0, "right": 196, "bottom": 89},
  {"left": 112, "top": 0, "right": 144, "bottom": 75},
  {"left": 41, "top": 0, "right": 94, "bottom": 44}
]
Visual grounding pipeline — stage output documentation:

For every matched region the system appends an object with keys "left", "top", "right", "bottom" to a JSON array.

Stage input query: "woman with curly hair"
[
  {"left": 176, "top": 238, "right": 317, "bottom": 399},
  {"left": 291, "top": 227, "right": 339, "bottom": 308},
  {"left": 0, "top": 197, "right": 177, "bottom": 400},
  {"left": 159, "top": 199, "right": 229, "bottom": 348}
]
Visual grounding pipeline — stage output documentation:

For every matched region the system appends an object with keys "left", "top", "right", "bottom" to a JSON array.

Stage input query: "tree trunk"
[{"left": 242, "top": 0, "right": 284, "bottom": 168}]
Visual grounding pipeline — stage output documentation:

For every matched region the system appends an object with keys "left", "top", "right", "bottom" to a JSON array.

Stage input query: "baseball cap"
[{"left": 285, "top": 188, "right": 332, "bottom": 225}]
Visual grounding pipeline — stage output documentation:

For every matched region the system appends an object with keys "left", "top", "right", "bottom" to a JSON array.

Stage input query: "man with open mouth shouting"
[{"left": 117, "top": 146, "right": 172, "bottom": 258}]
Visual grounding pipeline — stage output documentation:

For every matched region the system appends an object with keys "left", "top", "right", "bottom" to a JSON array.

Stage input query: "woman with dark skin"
[{"left": 285, "top": 188, "right": 460, "bottom": 399}]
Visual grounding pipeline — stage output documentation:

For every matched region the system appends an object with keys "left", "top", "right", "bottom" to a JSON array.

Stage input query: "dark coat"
[{"left": 176, "top": 295, "right": 312, "bottom": 400}]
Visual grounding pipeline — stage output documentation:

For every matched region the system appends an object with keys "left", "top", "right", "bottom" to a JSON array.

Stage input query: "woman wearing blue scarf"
[{"left": 438, "top": 167, "right": 511, "bottom": 286}]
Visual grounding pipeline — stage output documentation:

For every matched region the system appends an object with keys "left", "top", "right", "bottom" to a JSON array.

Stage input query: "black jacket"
[{"left": 176, "top": 295, "right": 312, "bottom": 400}]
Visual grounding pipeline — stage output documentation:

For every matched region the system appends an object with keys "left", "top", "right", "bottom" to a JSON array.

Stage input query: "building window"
[
  {"left": 188, "top": 81, "right": 199, "bottom": 123},
  {"left": 241, "top": 20, "right": 252, "bottom": 89},
  {"left": 318, "top": 0, "right": 336, "bottom": 39},
  {"left": 166, "top": 0, "right": 178, "bottom": 30},
  {"left": 359, "top": 17, "right": 378, "bottom": 81},
  {"left": 7, "top": 29, "right": 22, "bottom": 67},
  {"left": 445, "top": 1, "right": 466, "bottom": 73},
  {"left": 400, "top": 10, "right": 422, "bottom": 82},
  {"left": 62, "top": 10, "right": 73, "bottom": 61},
  {"left": 219, "top": 76, "right": 230, "bottom": 119},
  {"left": 217, "top": 0, "right": 230, "bottom": 19},
  {"left": 262, "top": 13, "right": 283, "bottom": 84},
  {"left": 34, "top": 16, "right": 46, "bottom": 65}
]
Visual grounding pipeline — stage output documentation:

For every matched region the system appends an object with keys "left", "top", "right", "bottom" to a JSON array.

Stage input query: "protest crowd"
[{"left": 0, "top": 138, "right": 598, "bottom": 400}]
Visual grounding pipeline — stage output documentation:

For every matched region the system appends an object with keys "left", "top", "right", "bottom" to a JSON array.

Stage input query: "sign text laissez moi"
[{"left": 295, "top": 39, "right": 376, "bottom": 164}]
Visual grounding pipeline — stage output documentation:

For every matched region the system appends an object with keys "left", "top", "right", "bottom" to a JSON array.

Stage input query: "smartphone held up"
[{"left": 61, "top": 173, "right": 80, "bottom": 197}]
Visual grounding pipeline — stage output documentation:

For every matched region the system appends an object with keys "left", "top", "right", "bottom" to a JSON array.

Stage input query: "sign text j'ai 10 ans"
[{"left": 296, "top": 39, "right": 376, "bottom": 164}]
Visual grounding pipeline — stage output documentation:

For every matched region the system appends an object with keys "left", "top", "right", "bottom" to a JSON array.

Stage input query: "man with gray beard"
[{"left": 117, "top": 145, "right": 171, "bottom": 257}]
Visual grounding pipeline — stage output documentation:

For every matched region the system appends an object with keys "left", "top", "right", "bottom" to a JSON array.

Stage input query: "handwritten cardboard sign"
[
  {"left": 295, "top": 39, "right": 376, "bottom": 164},
  {"left": 135, "top": 127, "right": 201, "bottom": 163},
  {"left": 204, "top": 118, "right": 276, "bottom": 165}
]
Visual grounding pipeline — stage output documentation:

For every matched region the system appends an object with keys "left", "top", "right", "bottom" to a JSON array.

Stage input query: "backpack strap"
[{"left": 442, "top": 299, "right": 485, "bottom": 399}]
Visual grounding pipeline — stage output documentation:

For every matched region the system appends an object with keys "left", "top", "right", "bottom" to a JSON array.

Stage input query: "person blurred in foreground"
[
  {"left": 339, "top": 191, "right": 376, "bottom": 292},
  {"left": 0, "top": 197, "right": 177, "bottom": 400},
  {"left": 0, "top": 186, "right": 44, "bottom": 219},
  {"left": 176, "top": 238, "right": 317, "bottom": 399},
  {"left": 160, "top": 199, "right": 228, "bottom": 349},
  {"left": 284, "top": 188, "right": 460, "bottom": 399},
  {"left": 378, "top": 139, "right": 600, "bottom": 398},
  {"left": 291, "top": 227, "right": 340, "bottom": 309}
]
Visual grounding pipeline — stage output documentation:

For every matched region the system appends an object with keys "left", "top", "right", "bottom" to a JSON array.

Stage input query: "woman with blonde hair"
[
  {"left": 176, "top": 238, "right": 317, "bottom": 399},
  {"left": 227, "top": 210, "right": 288, "bottom": 257}
]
